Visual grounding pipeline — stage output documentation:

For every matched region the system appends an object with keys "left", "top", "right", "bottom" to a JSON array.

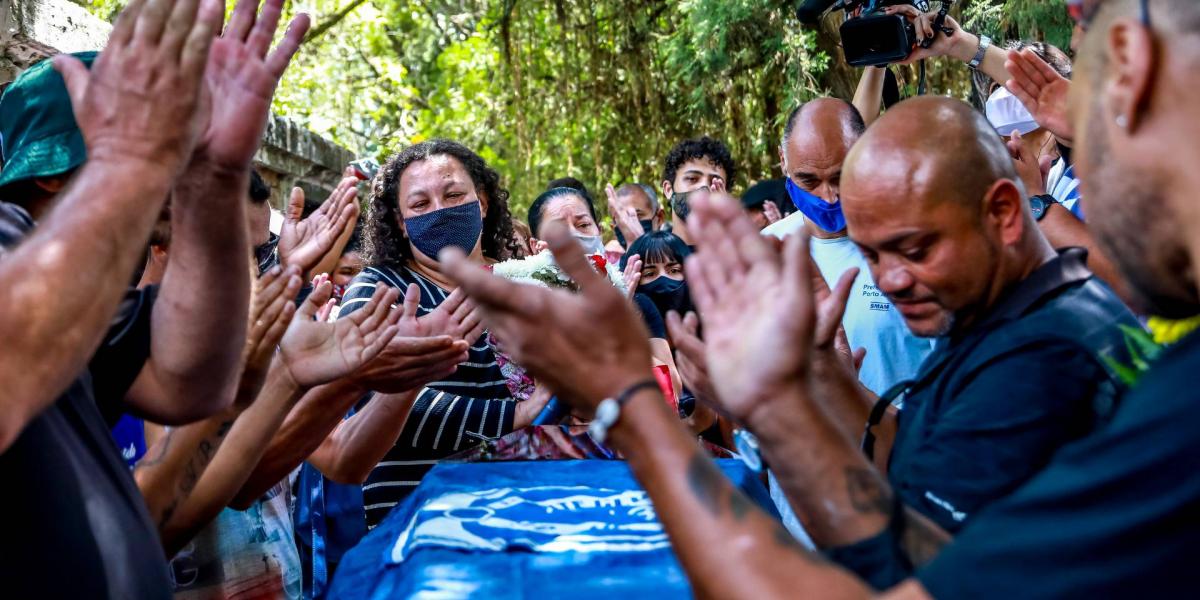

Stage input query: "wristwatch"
[
  {"left": 1030, "top": 194, "right": 1057, "bottom": 221},
  {"left": 969, "top": 34, "right": 992, "bottom": 70}
]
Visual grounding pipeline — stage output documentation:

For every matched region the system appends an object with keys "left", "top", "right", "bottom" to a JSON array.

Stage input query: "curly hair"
[
  {"left": 661, "top": 136, "right": 736, "bottom": 189},
  {"left": 363, "top": 139, "right": 520, "bottom": 269}
]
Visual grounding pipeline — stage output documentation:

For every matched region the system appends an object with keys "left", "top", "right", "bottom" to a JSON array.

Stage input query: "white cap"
[{"left": 985, "top": 87, "right": 1040, "bottom": 136}]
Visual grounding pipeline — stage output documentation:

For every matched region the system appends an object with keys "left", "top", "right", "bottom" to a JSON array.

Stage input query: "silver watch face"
[{"left": 595, "top": 398, "right": 620, "bottom": 426}]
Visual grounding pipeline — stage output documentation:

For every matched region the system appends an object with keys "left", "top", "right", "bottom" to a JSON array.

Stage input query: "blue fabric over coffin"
[{"left": 328, "top": 459, "right": 775, "bottom": 599}]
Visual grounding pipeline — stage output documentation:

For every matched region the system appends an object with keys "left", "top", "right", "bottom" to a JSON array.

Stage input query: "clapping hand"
[
  {"left": 278, "top": 176, "right": 360, "bottom": 279},
  {"left": 762, "top": 200, "right": 783, "bottom": 226},
  {"left": 622, "top": 254, "right": 643, "bottom": 298},
  {"left": 665, "top": 311, "right": 723, "bottom": 414},
  {"left": 53, "top": 0, "right": 224, "bottom": 175},
  {"left": 391, "top": 284, "right": 486, "bottom": 344},
  {"left": 1006, "top": 132, "right": 1054, "bottom": 197},
  {"left": 442, "top": 225, "right": 654, "bottom": 416},
  {"left": 191, "top": 0, "right": 309, "bottom": 171},
  {"left": 1006, "top": 48, "right": 1074, "bottom": 143},
  {"left": 278, "top": 281, "right": 402, "bottom": 389},
  {"left": 685, "top": 192, "right": 820, "bottom": 423},
  {"left": 243, "top": 265, "right": 303, "bottom": 374},
  {"left": 345, "top": 287, "right": 474, "bottom": 393}
]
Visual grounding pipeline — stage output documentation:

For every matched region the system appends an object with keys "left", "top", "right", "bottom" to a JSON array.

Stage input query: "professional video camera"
[{"left": 796, "top": 0, "right": 953, "bottom": 68}]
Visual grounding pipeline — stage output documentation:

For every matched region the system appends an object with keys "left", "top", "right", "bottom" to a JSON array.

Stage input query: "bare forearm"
[
  {"left": 747, "top": 383, "right": 892, "bottom": 549},
  {"left": 853, "top": 67, "right": 887, "bottom": 127},
  {"left": 0, "top": 160, "right": 172, "bottom": 451},
  {"left": 1039, "top": 206, "right": 1132, "bottom": 303},
  {"left": 233, "top": 378, "right": 365, "bottom": 506},
  {"left": 134, "top": 409, "right": 239, "bottom": 529},
  {"left": 160, "top": 363, "right": 303, "bottom": 554},
  {"left": 308, "top": 390, "right": 418, "bottom": 484},
  {"left": 613, "top": 389, "right": 873, "bottom": 599},
  {"left": 948, "top": 31, "right": 1010, "bottom": 86},
  {"left": 148, "top": 165, "right": 252, "bottom": 419},
  {"left": 810, "top": 354, "right": 879, "bottom": 443}
]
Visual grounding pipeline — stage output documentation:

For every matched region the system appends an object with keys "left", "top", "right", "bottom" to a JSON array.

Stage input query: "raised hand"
[
  {"left": 762, "top": 200, "right": 783, "bottom": 225},
  {"left": 390, "top": 284, "right": 485, "bottom": 344},
  {"left": 1006, "top": 48, "right": 1074, "bottom": 143},
  {"left": 243, "top": 265, "right": 303, "bottom": 375},
  {"left": 685, "top": 192, "right": 817, "bottom": 422},
  {"left": 278, "top": 176, "right": 360, "bottom": 279},
  {"left": 882, "top": 5, "right": 963, "bottom": 65},
  {"left": 53, "top": 0, "right": 224, "bottom": 174},
  {"left": 607, "top": 184, "right": 646, "bottom": 245},
  {"left": 665, "top": 311, "right": 722, "bottom": 413},
  {"left": 1006, "top": 132, "right": 1053, "bottom": 197},
  {"left": 190, "top": 0, "right": 309, "bottom": 171},
  {"left": 443, "top": 225, "right": 654, "bottom": 415},
  {"left": 278, "top": 281, "right": 402, "bottom": 388},
  {"left": 623, "top": 254, "right": 643, "bottom": 298}
]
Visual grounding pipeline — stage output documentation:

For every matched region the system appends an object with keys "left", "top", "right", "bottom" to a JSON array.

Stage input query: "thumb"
[
  {"left": 298, "top": 280, "right": 333, "bottom": 319},
  {"left": 52, "top": 55, "right": 90, "bottom": 117},
  {"left": 287, "top": 187, "right": 305, "bottom": 221}
]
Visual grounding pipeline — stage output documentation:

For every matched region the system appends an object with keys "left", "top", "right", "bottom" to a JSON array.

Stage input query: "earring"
[{"left": 1115, "top": 115, "right": 1129, "bottom": 129}]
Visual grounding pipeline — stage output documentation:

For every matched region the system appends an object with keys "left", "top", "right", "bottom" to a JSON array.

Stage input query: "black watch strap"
[{"left": 1030, "top": 194, "right": 1057, "bottom": 222}]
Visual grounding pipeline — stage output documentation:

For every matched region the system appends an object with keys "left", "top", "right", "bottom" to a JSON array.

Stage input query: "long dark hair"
[{"left": 363, "top": 139, "right": 519, "bottom": 268}]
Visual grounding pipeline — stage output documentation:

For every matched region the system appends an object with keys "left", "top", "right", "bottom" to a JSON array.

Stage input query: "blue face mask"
[
  {"left": 786, "top": 178, "right": 846, "bottom": 234},
  {"left": 404, "top": 201, "right": 484, "bottom": 261}
]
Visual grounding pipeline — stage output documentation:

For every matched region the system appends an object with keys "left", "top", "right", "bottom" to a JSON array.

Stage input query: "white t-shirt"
[{"left": 764, "top": 214, "right": 935, "bottom": 395}]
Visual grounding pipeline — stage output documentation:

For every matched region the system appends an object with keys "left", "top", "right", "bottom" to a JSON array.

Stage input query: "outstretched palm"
[
  {"left": 279, "top": 282, "right": 401, "bottom": 388},
  {"left": 278, "top": 178, "right": 360, "bottom": 277},
  {"left": 1006, "top": 48, "right": 1074, "bottom": 143},
  {"left": 686, "top": 194, "right": 817, "bottom": 422},
  {"left": 194, "top": 0, "right": 310, "bottom": 170}
]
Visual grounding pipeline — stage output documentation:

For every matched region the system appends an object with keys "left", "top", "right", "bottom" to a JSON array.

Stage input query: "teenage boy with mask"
[{"left": 660, "top": 136, "right": 735, "bottom": 247}]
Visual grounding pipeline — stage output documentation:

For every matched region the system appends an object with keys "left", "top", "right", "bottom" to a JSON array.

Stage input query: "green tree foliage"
[{"left": 78, "top": 0, "right": 1070, "bottom": 219}]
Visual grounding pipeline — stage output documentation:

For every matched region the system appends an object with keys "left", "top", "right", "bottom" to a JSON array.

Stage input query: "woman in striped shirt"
[{"left": 332, "top": 139, "right": 548, "bottom": 527}]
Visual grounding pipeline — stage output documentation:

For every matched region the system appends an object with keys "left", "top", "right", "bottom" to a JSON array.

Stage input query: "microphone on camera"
[{"left": 795, "top": 0, "right": 842, "bottom": 25}]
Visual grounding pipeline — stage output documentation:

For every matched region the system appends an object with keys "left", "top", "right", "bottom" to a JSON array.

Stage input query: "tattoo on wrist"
[{"left": 845, "top": 467, "right": 893, "bottom": 516}]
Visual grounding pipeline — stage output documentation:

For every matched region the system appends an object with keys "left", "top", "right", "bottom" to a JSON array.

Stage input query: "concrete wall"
[{"left": 0, "top": 0, "right": 357, "bottom": 209}]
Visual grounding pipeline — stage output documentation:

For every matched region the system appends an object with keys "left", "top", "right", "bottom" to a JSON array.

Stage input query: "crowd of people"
[{"left": 1, "top": 0, "right": 1197, "bottom": 597}]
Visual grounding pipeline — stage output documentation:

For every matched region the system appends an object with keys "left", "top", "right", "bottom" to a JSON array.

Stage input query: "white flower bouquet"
[{"left": 486, "top": 250, "right": 627, "bottom": 401}]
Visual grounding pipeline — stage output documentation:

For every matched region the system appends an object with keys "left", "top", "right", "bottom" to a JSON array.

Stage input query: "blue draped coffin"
[{"left": 328, "top": 459, "right": 775, "bottom": 599}]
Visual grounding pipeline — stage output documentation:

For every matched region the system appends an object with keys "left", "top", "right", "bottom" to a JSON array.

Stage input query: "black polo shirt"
[
  {"left": 0, "top": 201, "right": 171, "bottom": 599},
  {"left": 884, "top": 248, "right": 1136, "bottom": 533},
  {"left": 918, "top": 328, "right": 1200, "bottom": 598}
]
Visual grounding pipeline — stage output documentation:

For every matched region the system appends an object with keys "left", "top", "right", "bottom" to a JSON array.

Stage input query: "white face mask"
[{"left": 573, "top": 233, "right": 605, "bottom": 255}]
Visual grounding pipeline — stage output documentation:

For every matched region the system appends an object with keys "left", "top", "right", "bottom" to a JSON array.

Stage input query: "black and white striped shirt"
[{"left": 338, "top": 265, "right": 516, "bottom": 527}]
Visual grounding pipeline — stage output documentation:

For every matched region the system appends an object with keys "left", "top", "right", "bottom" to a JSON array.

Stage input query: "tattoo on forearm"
[
  {"left": 899, "top": 506, "right": 951, "bottom": 567},
  {"left": 133, "top": 427, "right": 175, "bottom": 471},
  {"left": 686, "top": 453, "right": 825, "bottom": 563},
  {"left": 158, "top": 419, "right": 235, "bottom": 528},
  {"left": 844, "top": 467, "right": 893, "bottom": 516}
]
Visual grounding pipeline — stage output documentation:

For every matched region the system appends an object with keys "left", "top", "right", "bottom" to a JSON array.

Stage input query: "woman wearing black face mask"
[
  {"left": 329, "top": 139, "right": 545, "bottom": 529},
  {"left": 624, "top": 231, "right": 695, "bottom": 318},
  {"left": 620, "top": 231, "right": 718, "bottom": 438}
]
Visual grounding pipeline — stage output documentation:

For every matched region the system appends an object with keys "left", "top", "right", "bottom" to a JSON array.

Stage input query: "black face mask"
[
  {"left": 615, "top": 219, "right": 656, "bottom": 248},
  {"left": 640, "top": 276, "right": 693, "bottom": 318},
  {"left": 671, "top": 191, "right": 693, "bottom": 222}
]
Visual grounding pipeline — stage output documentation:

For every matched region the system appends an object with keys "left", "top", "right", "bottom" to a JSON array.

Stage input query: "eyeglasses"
[{"left": 1071, "top": 0, "right": 1151, "bottom": 32}]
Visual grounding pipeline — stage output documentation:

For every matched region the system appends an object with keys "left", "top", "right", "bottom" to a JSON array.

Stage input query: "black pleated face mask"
[{"left": 640, "top": 276, "right": 693, "bottom": 318}]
